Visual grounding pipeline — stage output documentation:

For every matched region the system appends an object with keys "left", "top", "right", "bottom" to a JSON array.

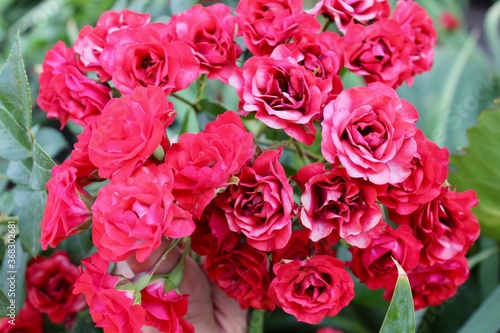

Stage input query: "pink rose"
[
  {"left": 271, "top": 229, "right": 339, "bottom": 262},
  {"left": 349, "top": 225, "right": 423, "bottom": 290},
  {"left": 390, "top": 187, "right": 480, "bottom": 266},
  {"left": 307, "top": 0, "right": 391, "bottom": 33},
  {"left": 92, "top": 164, "right": 194, "bottom": 262},
  {"left": 217, "top": 149, "right": 294, "bottom": 251},
  {"left": 338, "top": 20, "right": 413, "bottom": 88},
  {"left": 88, "top": 86, "right": 175, "bottom": 180},
  {"left": 204, "top": 245, "right": 275, "bottom": 310},
  {"left": 40, "top": 163, "right": 92, "bottom": 250},
  {"left": 231, "top": 45, "right": 323, "bottom": 145},
  {"left": 100, "top": 23, "right": 199, "bottom": 95},
  {"left": 293, "top": 162, "right": 385, "bottom": 247},
  {"left": 73, "top": 254, "right": 146, "bottom": 333},
  {"left": 25, "top": 251, "right": 86, "bottom": 323},
  {"left": 166, "top": 4, "right": 241, "bottom": 83},
  {"left": 37, "top": 41, "right": 111, "bottom": 128},
  {"left": 165, "top": 111, "right": 254, "bottom": 218},
  {"left": 321, "top": 82, "right": 418, "bottom": 185},
  {"left": 64, "top": 119, "right": 98, "bottom": 181},
  {"left": 74, "top": 9, "right": 150, "bottom": 81},
  {"left": 269, "top": 255, "right": 354, "bottom": 324},
  {"left": 378, "top": 129, "right": 449, "bottom": 215},
  {"left": 235, "top": 0, "right": 321, "bottom": 56}
]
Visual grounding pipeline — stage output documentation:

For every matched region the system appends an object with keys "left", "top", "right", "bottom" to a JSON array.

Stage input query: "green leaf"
[
  {"left": 448, "top": 108, "right": 500, "bottom": 240},
  {"left": 199, "top": 99, "right": 227, "bottom": 117},
  {"left": 484, "top": 2, "right": 500, "bottom": 68},
  {"left": 0, "top": 238, "right": 30, "bottom": 312},
  {"left": 28, "top": 142, "right": 54, "bottom": 191},
  {"left": 169, "top": 0, "right": 196, "bottom": 15},
  {"left": 5, "top": 159, "right": 31, "bottom": 185},
  {"left": 0, "top": 34, "right": 31, "bottom": 129},
  {"left": 379, "top": 258, "right": 415, "bottom": 333},
  {"left": 0, "top": 103, "right": 32, "bottom": 161},
  {"left": 14, "top": 189, "right": 46, "bottom": 256},
  {"left": 456, "top": 284, "right": 500, "bottom": 333},
  {"left": 0, "top": 288, "right": 9, "bottom": 317},
  {"left": 33, "top": 126, "right": 67, "bottom": 158}
]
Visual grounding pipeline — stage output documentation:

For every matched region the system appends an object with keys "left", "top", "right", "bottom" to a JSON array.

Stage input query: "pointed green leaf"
[
  {"left": 28, "top": 142, "right": 54, "bottom": 191},
  {"left": 0, "top": 238, "right": 30, "bottom": 312},
  {"left": 457, "top": 284, "right": 500, "bottom": 333},
  {"left": 0, "top": 34, "right": 31, "bottom": 129},
  {"left": 6, "top": 159, "right": 32, "bottom": 185},
  {"left": 14, "top": 189, "right": 46, "bottom": 256},
  {"left": 379, "top": 258, "right": 415, "bottom": 333},
  {"left": 448, "top": 108, "right": 500, "bottom": 240},
  {"left": 0, "top": 103, "right": 32, "bottom": 161},
  {"left": 0, "top": 288, "right": 9, "bottom": 317}
]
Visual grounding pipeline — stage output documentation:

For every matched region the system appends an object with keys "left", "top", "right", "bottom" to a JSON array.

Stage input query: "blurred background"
[{"left": 0, "top": 0, "right": 499, "bottom": 332}]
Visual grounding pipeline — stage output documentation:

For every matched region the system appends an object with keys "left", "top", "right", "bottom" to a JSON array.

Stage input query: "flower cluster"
[{"left": 35, "top": 0, "right": 479, "bottom": 331}]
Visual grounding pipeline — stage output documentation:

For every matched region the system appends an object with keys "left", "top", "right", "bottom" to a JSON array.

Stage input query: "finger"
[{"left": 210, "top": 281, "right": 248, "bottom": 333}]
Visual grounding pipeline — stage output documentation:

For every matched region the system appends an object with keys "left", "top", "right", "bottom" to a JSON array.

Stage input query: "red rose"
[
  {"left": 217, "top": 149, "right": 294, "bottom": 251},
  {"left": 393, "top": 0, "right": 436, "bottom": 82},
  {"left": 204, "top": 245, "right": 275, "bottom": 310},
  {"left": 165, "top": 111, "right": 254, "bottom": 218},
  {"left": 235, "top": 0, "right": 321, "bottom": 56},
  {"left": 390, "top": 187, "right": 480, "bottom": 266},
  {"left": 269, "top": 255, "right": 354, "bottom": 324},
  {"left": 349, "top": 225, "right": 423, "bottom": 290},
  {"left": 92, "top": 164, "right": 194, "bottom": 263},
  {"left": 166, "top": 4, "right": 241, "bottom": 83},
  {"left": 338, "top": 20, "right": 412, "bottom": 88},
  {"left": 294, "top": 163, "right": 385, "bottom": 247},
  {"left": 231, "top": 45, "right": 323, "bottom": 145},
  {"left": 0, "top": 305, "right": 43, "bottom": 333},
  {"left": 317, "top": 328, "right": 344, "bottom": 333},
  {"left": 73, "top": 254, "right": 146, "bottom": 333},
  {"left": 307, "top": 0, "right": 390, "bottom": 33},
  {"left": 439, "top": 12, "right": 460, "bottom": 31},
  {"left": 378, "top": 129, "right": 449, "bottom": 215},
  {"left": 25, "top": 251, "right": 86, "bottom": 323},
  {"left": 74, "top": 9, "right": 150, "bottom": 81},
  {"left": 65, "top": 119, "right": 98, "bottom": 181},
  {"left": 271, "top": 229, "right": 339, "bottom": 262},
  {"left": 40, "top": 163, "right": 92, "bottom": 250},
  {"left": 88, "top": 86, "right": 174, "bottom": 180},
  {"left": 141, "top": 279, "right": 194, "bottom": 333},
  {"left": 99, "top": 23, "right": 199, "bottom": 95},
  {"left": 321, "top": 82, "right": 418, "bottom": 185},
  {"left": 37, "top": 41, "right": 111, "bottom": 128}
]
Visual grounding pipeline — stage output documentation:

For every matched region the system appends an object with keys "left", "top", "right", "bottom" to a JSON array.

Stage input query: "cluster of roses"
[{"left": 31, "top": 0, "right": 480, "bottom": 332}]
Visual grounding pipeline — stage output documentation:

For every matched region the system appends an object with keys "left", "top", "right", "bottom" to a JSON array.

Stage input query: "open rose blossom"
[
  {"left": 321, "top": 82, "right": 418, "bottom": 185},
  {"left": 0, "top": 305, "right": 43, "bottom": 333},
  {"left": 74, "top": 9, "right": 150, "bottom": 81},
  {"left": 166, "top": 3, "right": 241, "bottom": 83},
  {"left": 307, "top": 0, "right": 391, "bottom": 33},
  {"left": 235, "top": 0, "right": 321, "bottom": 56},
  {"left": 25, "top": 251, "right": 86, "bottom": 323},
  {"left": 40, "top": 163, "right": 92, "bottom": 250},
  {"left": 165, "top": 111, "right": 254, "bottom": 218},
  {"left": 293, "top": 162, "right": 385, "bottom": 247},
  {"left": 37, "top": 41, "right": 112, "bottom": 128},
  {"left": 92, "top": 164, "right": 194, "bottom": 262},
  {"left": 269, "top": 255, "right": 354, "bottom": 324},
  {"left": 231, "top": 45, "right": 323, "bottom": 145},
  {"left": 73, "top": 254, "right": 146, "bottom": 333},
  {"left": 88, "top": 86, "right": 175, "bottom": 180}
]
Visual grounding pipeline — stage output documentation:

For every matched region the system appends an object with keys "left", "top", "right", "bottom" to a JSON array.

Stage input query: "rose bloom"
[
  {"left": 269, "top": 255, "right": 354, "bottom": 324},
  {"left": 293, "top": 162, "right": 385, "bottom": 247},
  {"left": 25, "top": 251, "right": 86, "bottom": 323},
  {"left": 73, "top": 254, "right": 146, "bottom": 333},
  {"left": 349, "top": 225, "right": 423, "bottom": 290},
  {"left": 235, "top": 0, "right": 321, "bottom": 56},
  {"left": 231, "top": 45, "right": 323, "bottom": 145},
  {"left": 37, "top": 41, "right": 111, "bottom": 128},
  {"left": 321, "top": 82, "right": 418, "bottom": 185},
  {"left": 40, "top": 163, "right": 92, "bottom": 250},
  {"left": 338, "top": 20, "right": 413, "bottom": 88},
  {"left": 204, "top": 245, "right": 275, "bottom": 310},
  {"left": 65, "top": 119, "right": 98, "bottom": 180},
  {"left": 217, "top": 149, "right": 294, "bottom": 251},
  {"left": 272, "top": 229, "right": 339, "bottom": 262},
  {"left": 439, "top": 12, "right": 460, "bottom": 31},
  {"left": 317, "top": 328, "right": 344, "bottom": 333},
  {"left": 390, "top": 187, "right": 480, "bottom": 266},
  {"left": 306, "top": 0, "right": 390, "bottom": 33},
  {"left": 140, "top": 279, "right": 193, "bottom": 333},
  {"left": 165, "top": 111, "right": 254, "bottom": 218},
  {"left": 100, "top": 23, "right": 199, "bottom": 95},
  {"left": 0, "top": 305, "right": 43, "bottom": 333},
  {"left": 166, "top": 3, "right": 241, "bottom": 83},
  {"left": 88, "top": 86, "right": 175, "bottom": 180},
  {"left": 74, "top": 9, "right": 150, "bottom": 81},
  {"left": 92, "top": 164, "right": 194, "bottom": 263},
  {"left": 378, "top": 129, "right": 449, "bottom": 215},
  {"left": 393, "top": 0, "right": 437, "bottom": 82}
]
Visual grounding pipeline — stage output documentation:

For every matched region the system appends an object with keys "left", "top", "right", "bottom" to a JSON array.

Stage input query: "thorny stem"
[
  {"left": 322, "top": 18, "right": 332, "bottom": 32},
  {"left": 257, "top": 138, "right": 325, "bottom": 163},
  {"left": 170, "top": 93, "right": 201, "bottom": 113},
  {"left": 148, "top": 238, "right": 181, "bottom": 276}
]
